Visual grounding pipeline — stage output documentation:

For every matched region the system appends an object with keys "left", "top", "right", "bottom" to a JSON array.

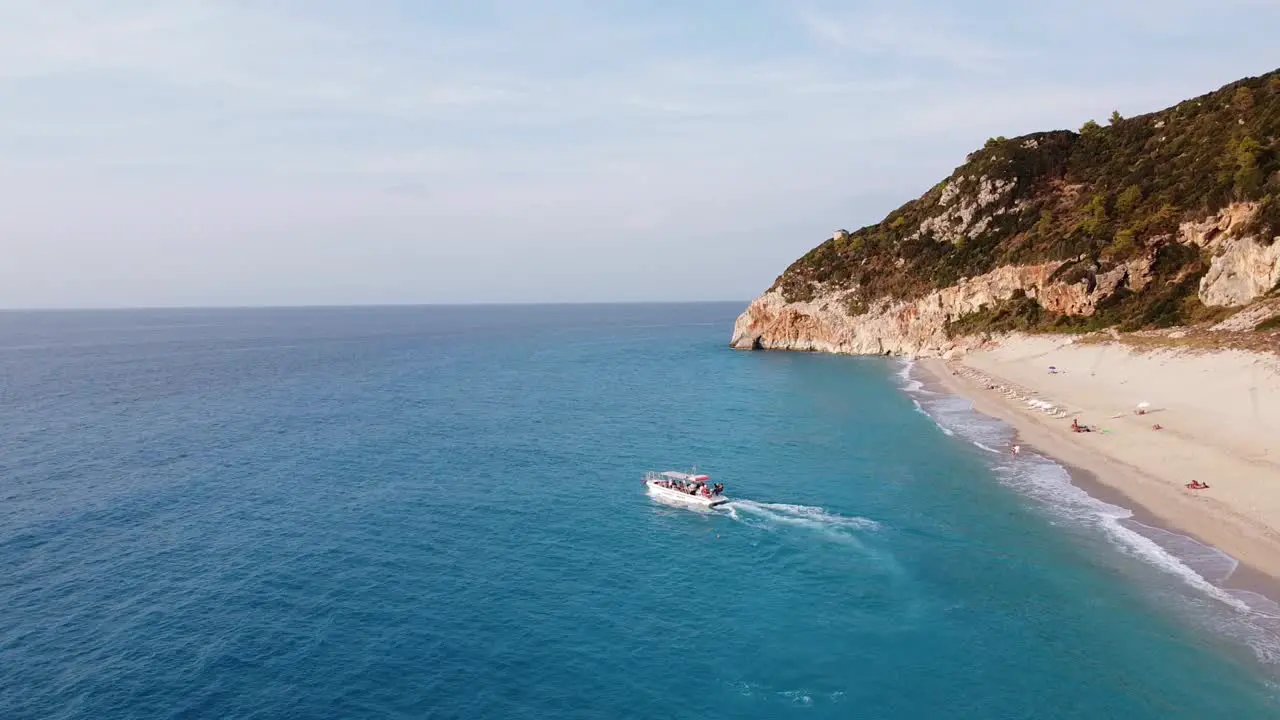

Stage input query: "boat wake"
[{"left": 729, "top": 500, "right": 880, "bottom": 535}]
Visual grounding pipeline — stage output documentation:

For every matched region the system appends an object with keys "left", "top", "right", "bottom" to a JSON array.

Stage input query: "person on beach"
[{"left": 1011, "top": 444, "right": 1021, "bottom": 455}]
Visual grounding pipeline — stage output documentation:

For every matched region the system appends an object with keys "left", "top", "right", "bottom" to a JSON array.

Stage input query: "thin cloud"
[{"left": 798, "top": 7, "right": 1004, "bottom": 70}]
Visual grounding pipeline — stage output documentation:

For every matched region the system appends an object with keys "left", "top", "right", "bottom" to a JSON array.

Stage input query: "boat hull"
[{"left": 645, "top": 481, "right": 729, "bottom": 509}]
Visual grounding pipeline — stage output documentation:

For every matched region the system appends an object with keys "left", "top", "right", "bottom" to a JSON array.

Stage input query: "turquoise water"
[{"left": 2, "top": 303, "right": 1278, "bottom": 718}]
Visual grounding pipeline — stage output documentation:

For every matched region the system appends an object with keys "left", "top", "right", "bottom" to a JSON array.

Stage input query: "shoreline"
[{"left": 916, "top": 357, "right": 1280, "bottom": 601}]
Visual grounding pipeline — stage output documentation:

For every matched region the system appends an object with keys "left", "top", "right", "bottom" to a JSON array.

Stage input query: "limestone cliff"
[
  {"left": 733, "top": 69, "right": 1280, "bottom": 356},
  {"left": 730, "top": 258, "right": 1154, "bottom": 357}
]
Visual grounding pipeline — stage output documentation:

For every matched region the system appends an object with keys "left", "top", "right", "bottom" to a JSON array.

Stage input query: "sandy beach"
[{"left": 921, "top": 335, "right": 1280, "bottom": 588}]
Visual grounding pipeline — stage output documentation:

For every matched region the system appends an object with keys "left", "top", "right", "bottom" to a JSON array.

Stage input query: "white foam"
[
  {"left": 897, "top": 358, "right": 925, "bottom": 393},
  {"left": 912, "top": 397, "right": 955, "bottom": 435},
  {"left": 1124, "top": 520, "right": 1239, "bottom": 584},
  {"left": 724, "top": 681, "right": 843, "bottom": 706},
  {"left": 779, "top": 690, "right": 813, "bottom": 706},
  {"left": 1102, "top": 518, "right": 1253, "bottom": 613},
  {"left": 732, "top": 500, "right": 881, "bottom": 532}
]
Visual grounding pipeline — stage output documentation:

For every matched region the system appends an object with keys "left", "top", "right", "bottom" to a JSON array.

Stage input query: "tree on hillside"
[
  {"left": 1234, "top": 136, "right": 1264, "bottom": 197},
  {"left": 1233, "top": 87, "right": 1256, "bottom": 114},
  {"left": 1116, "top": 185, "right": 1143, "bottom": 215}
]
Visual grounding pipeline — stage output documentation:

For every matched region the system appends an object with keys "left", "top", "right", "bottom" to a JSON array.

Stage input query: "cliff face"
[
  {"left": 729, "top": 269, "right": 1047, "bottom": 357},
  {"left": 731, "top": 259, "right": 1147, "bottom": 356},
  {"left": 733, "top": 203, "right": 1280, "bottom": 356},
  {"left": 734, "top": 70, "right": 1280, "bottom": 356}
]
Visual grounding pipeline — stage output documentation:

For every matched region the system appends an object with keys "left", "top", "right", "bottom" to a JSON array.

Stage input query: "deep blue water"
[{"left": 2, "top": 303, "right": 1279, "bottom": 719}]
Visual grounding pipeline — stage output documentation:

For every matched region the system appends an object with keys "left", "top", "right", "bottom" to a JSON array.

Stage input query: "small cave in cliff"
[{"left": 750, "top": 336, "right": 763, "bottom": 351}]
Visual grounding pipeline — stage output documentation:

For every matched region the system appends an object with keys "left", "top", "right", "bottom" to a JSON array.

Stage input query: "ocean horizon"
[
  {"left": 0, "top": 300, "right": 754, "bottom": 313},
  {"left": 3, "top": 302, "right": 1279, "bottom": 718}
]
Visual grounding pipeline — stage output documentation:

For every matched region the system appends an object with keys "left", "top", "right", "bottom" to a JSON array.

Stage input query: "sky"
[{"left": 2, "top": 1, "right": 1279, "bottom": 308}]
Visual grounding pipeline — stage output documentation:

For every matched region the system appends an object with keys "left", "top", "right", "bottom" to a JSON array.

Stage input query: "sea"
[{"left": 3, "top": 302, "right": 1280, "bottom": 719}]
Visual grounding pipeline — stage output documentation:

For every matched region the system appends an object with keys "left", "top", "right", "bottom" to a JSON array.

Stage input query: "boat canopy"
[{"left": 659, "top": 471, "right": 710, "bottom": 482}]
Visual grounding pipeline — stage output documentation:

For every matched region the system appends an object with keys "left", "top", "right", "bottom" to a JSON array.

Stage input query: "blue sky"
[{"left": 2, "top": 0, "right": 1278, "bottom": 307}]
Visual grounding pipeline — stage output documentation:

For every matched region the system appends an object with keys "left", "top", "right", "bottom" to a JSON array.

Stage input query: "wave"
[
  {"left": 895, "top": 358, "right": 1280, "bottom": 664},
  {"left": 912, "top": 397, "right": 955, "bottom": 435},
  {"left": 897, "top": 358, "right": 926, "bottom": 393}
]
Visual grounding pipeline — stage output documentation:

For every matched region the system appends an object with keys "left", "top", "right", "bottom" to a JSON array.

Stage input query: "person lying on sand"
[
  {"left": 1152, "top": 424, "right": 1163, "bottom": 431},
  {"left": 1185, "top": 480, "right": 1210, "bottom": 490},
  {"left": 1070, "top": 419, "right": 1093, "bottom": 433}
]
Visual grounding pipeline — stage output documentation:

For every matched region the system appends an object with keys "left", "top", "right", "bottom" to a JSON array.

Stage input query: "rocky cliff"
[{"left": 733, "top": 70, "right": 1280, "bottom": 356}]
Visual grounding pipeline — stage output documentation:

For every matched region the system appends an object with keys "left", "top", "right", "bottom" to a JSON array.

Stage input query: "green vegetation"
[
  {"left": 1115, "top": 184, "right": 1143, "bottom": 215},
  {"left": 774, "top": 69, "right": 1280, "bottom": 332}
]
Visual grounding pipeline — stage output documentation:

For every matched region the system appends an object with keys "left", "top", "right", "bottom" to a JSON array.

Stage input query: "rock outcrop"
[
  {"left": 730, "top": 261, "right": 1135, "bottom": 357},
  {"left": 1181, "top": 203, "right": 1280, "bottom": 307}
]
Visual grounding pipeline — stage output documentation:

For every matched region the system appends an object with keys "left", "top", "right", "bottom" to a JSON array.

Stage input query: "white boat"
[{"left": 644, "top": 470, "right": 729, "bottom": 509}]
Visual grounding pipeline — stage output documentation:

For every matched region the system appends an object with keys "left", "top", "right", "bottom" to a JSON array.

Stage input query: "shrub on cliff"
[{"left": 772, "top": 68, "right": 1280, "bottom": 332}]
